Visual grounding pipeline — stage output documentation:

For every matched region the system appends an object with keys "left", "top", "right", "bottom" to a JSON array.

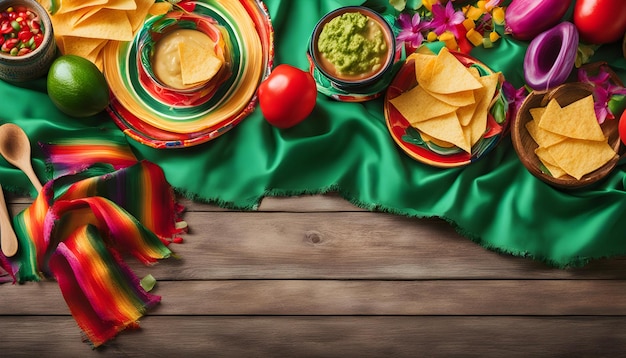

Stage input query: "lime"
[{"left": 46, "top": 55, "right": 110, "bottom": 118}]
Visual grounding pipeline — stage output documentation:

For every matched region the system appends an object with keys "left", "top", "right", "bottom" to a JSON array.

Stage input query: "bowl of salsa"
[
  {"left": 0, "top": 0, "right": 57, "bottom": 83},
  {"left": 307, "top": 6, "right": 398, "bottom": 102}
]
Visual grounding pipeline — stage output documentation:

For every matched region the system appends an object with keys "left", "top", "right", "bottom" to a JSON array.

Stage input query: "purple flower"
[
  {"left": 578, "top": 67, "right": 626, "bottom": 123},
  {"left": 502, "top": 81, "right": 528, "bottom": 120},
  {"left": 396, "top": 12, "right": 431, "bottom": 52},
  {"left": 430, "top": 1, "right": 465, "bottom": 36}
]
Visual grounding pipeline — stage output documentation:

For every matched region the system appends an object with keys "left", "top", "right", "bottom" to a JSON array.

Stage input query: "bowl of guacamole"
[{"left": 308, "top": 6, "right": 396, "bottom": 101}]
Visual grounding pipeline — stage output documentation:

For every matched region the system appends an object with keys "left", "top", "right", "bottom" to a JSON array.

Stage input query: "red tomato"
[
  {"left": 573, "top": 0, "right": 626, "bottom": 44},
  {"left": 619, "top": 109, "right": 626, "bottom": 146},
  {"left": 257, "top": 64, "right": 317, "bottom": 129}
]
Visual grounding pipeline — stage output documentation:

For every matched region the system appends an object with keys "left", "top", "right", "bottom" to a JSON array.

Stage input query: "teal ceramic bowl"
[
  {"left": 0, "top": 0, "right": 57, "bottom": 83},
  {"left": 307, "top": 6, "right": 397, "bottom": 102}
]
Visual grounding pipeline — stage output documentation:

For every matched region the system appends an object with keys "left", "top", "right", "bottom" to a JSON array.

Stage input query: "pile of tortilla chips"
[
  {"left": 389, "top": 47, "right": 501, "bottom": 154},
  {"left": 525, "top": 95, "right": 618, "bottom": 180},
  {"left": 37, "top": 0, "right": 172, "bottom": 70}
]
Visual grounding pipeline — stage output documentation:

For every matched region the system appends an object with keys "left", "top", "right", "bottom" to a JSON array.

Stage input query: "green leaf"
[
  {"left": 608, "top": 94, "right": 626, "bottom": 118},
  {"left": 402, "top": 126, "right": 426, "bottom": 146},
  {"left": 140, "top": 274, "right": 157, "bottom": 292},
  {"left": 362, "top": 0, "right": 395, "bottom": 14},
  {"left": 406, "top": 0, "right": 424, "bottom": 11},
  {"left": 389, "top": 0, "right": 407, "bottom": 11}
]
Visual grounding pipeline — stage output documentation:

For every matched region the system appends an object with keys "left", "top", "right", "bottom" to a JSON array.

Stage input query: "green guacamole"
[{"left": 317, "top": 12, "right": 388, "bottom": 78}]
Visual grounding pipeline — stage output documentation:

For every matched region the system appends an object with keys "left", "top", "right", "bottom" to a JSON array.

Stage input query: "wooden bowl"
[{"left": 511, "top": 81, "right": 623, "bottom": 189}]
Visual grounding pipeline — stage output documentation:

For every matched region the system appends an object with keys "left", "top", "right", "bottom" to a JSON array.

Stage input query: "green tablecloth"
[{"left": 2, "top": 0, "right": 626, "bottom": 267}]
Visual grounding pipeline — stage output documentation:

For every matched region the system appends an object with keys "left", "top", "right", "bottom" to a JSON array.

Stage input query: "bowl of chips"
[
  {"left": 511, "top": 81, "right": 622, "bottom": 189},
  {"left": 0, "top": 0, "right": 57, "bottom": 83},
  {"left": 384, "top": 46, "right": 510, "bottom": 167},
  {"left": 136, "top": 10, "right": 232, "bottom": 106}
]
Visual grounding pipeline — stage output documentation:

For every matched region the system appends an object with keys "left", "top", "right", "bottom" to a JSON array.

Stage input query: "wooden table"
[{"left": 2, "top": 193, "right": 626, "bottom": 357}]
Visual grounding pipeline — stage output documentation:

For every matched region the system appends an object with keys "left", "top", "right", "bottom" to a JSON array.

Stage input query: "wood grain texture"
[
  {"left": 3, "top": 279, "right": 626, "bottom": 316},
  {"left": 2, "top": 317, "right": 625, "bottom": 358},
  {"left": 2, "top": 193, "right": 626, "bottom": 357}
]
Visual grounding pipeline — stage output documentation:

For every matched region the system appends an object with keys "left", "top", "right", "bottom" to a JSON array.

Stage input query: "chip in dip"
[{"left": 151, "top": 28, "right": 223, "bottom": 90}]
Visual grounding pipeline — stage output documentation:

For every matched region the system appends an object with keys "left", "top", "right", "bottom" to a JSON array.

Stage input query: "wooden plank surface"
[
  {"left": 1, "top": 194, "right": 625, "bottom": 357},
  {"left": 2, "top": 316, "right": 626, "bottom": 358}
]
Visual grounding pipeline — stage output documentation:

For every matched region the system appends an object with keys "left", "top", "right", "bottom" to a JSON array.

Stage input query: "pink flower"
[
  {"left": 396, "top": 12, "right": 431, "bottom": 52},
  {"left": 430, "top": 1, "right": 465, "bottom": 36},
  {"left": 578, "top": 67, "right": 626, "bottom": 123},
  {"left": 502, "top": 81, "right": 528, "bottom": 121}
]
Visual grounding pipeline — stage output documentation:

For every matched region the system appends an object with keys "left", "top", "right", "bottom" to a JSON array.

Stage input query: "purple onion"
[
  {"left": 505, "top": 0, "right": 572, "bottom": 41},
  {"left": 523, "top": 21, "right": 579, "bottom": 91}
]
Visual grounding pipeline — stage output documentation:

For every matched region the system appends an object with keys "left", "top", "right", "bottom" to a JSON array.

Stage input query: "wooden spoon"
[
  {"left": 0, "top": 183, "right": 17, "bottom": 257},
  {"left": 0, "top": 123, "right": 43, "bottom": 192}
]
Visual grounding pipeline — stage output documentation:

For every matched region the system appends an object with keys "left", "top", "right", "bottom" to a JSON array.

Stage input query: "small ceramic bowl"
[
  {"left": 137, "top": 11, "right": 232, "bottom": 106},
  {"left": 512, "top": 80, "right": 623, "bottom": 189},
  {"left": 0, "top": 0, "right": 57, "bottom": 83},
  {"left": 307, "top": 6, "right": 397, "bottom": 102}
]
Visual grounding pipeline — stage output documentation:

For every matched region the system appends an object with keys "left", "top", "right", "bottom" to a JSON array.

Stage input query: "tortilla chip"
[
  {"left": 52, "top": 9, "right": 134, "bottom": 41},
  {"left": 535, "top": 147, "right": 568, "bottom": 178},
  {"left": 529, "top": 106, "right": 545, "bottom": 122},
  {"left": 422, "top": 88, "right": 476, "bottom": 107},
  {"left": 56, "top": 0, "right": 108, "bottom": 14},
  {"left": 465, "top": 73, "right": 498, "bottom": 143},
  {"left": 60, "top": 36, "right": 105, "bottom": 58},
  {"left": 546, "top": 138, "right": 617, "bottom": 180},
  {"left": 421, "top": 47, "right": 483, "bottom": 94},
  {"left": 149, "top": 2, "right": 173, "bottom": 16},
  {"left": 69, "top": 6, "right": 101, "bottom": 26},
  {"left": 178, "top": 41, "right": 223, "bottom": 86},
  {"left": 417, "top": 56, "right": 436, "bottom": 86},
  {"left": 409, "top": 52, "right": 436, "bottom": 78},
  {"left": 525, "top": 119, "right": 567, "bottom": 147},
  {"left": 456, "top": 103, "right": 476, "bottom": 127},
  {"left": 127, "top": 0, "right": 156, "bottom": 32},
  {"left": 103, "top": 0, "right": 138, "bottom": 11},
  {"left": 463, "top": 111, "right": 486, "bottom": 147},
  {"left": 390, "top": 85, "right": 457, "bottom": 125},
  {"left": 413, "top": 112, "right": 471, "bottom": 153},
  {"left": 538, "top": 96, "right": 605, "bottom": 141},
  {"left": 420, "top": 132, "right": 456, "bottom": 148},
  {"left": 467, "top": 66, "right": 481, "bottom": 78}
]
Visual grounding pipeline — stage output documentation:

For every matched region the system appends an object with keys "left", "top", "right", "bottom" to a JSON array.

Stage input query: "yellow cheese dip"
[
  {"left": 316, "top": 11, "right": 389, "bottom": 81},
  {"left": 152, "top": 29, "right": 218, "bottom": 90}
]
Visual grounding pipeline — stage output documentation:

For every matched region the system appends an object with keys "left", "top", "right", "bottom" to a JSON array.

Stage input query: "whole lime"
[{"left": 46, "top": 55, "right": 110, "bottom": 118}]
